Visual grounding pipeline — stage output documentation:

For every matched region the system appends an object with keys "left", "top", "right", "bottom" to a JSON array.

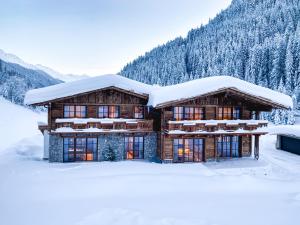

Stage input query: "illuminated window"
[
  {"left": 109, "top": 106, "right": 120, "bottom": 118},
  {"left": 64, "top": 105, "right": 86, "bottom": 118},
  {"left": 134, "top": 106, "right": 144, "bottom": 119},
  {"left": 184, "top": 139, "right": 194, "bottom": 162},
  {"left": 194, "top": 107, "right": 205, "bottom": 120},
  {"left": 173, "top": 107, "right": 184, "bottom": 120},
  {"left": 63, "top": 137, "right": 97, "bottom": 162},
  {"left": 98, "top": 106, "right": 120, "bottom": 118},
  {"left": 217, "top": 136, "right": 239, "bottom": 158},
  {"left": 173, "top": 138, "right": 204, "bottom": 163},
  {"left": 217, "top": 107, "right": 236, "bottom": 120},
  {"left": 125, "top": 136, "right": 144, "bottom": 159}
]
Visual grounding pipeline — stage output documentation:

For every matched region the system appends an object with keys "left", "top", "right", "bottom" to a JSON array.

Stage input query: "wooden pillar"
[{"left": 254, "top": 135, "right": 260, "bottom": 160}]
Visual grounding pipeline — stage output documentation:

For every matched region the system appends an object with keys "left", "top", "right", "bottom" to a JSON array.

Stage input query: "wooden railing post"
[{"left": 254, "top": 135, "right": 259, "bottom": 160}]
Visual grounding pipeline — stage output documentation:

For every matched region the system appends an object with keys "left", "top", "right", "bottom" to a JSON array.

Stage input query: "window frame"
[
  {"left": 216, "top": 136, "right": 240, "bottom": 158},
  {"left": 64, "top": 105, "right": 87, "bottom": 118},
  {"left": 98, "top": 105, "right": 120, "bottom": 118},
  {"left": 173, "top": 106, "right": 205, "bottom": 121},
  {"left": 63, "top": 137, "right": 98, "bottom": 162},
  {"left": 173, "top": 138, "right": 205, "bottom": 163},
  {"left": 125, "top": 136, "right": 144, "bottom": 160}
]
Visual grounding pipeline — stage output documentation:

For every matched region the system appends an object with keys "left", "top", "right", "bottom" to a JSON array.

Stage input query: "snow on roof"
[
  {"left": 24, "top": 74, "right": 293, "bottom": 109},
  {"left": 24, "top": 74, "right": 154, "bottom": 105},
  {"left": 148, "top": 76, "right": 293, "bottom": 108},
  {"left": 268, "top": 125, "right": 300, "bottom": 137}
]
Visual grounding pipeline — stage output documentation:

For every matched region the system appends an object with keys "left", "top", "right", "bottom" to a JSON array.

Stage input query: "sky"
[{"left": 0, "top": 0, "right": 232, "bottom": 76}]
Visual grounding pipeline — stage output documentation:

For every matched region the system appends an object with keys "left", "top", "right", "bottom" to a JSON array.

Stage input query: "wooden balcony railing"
[
  {"left": 168, "top": 120, "right": 268, "bottom": 133},
  {"left": 54, "top": 118, "right": 153, "bottom": 132}
]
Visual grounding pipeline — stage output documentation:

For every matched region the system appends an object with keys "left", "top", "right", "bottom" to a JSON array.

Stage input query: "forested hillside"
[
  {"left": 121, "top": 0, "right": 300, "bottom": 106},
  {"left": 0, "top": 59, "right": 61, "bottom": 105}
]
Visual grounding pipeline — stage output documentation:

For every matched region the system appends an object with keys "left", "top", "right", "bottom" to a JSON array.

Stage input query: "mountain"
[
  {"left": 120, "top": 0, "right": 300, "bottom": 103},
  {"left": 0, "top": 49, "right": 89, "bottom": 82},
  {"left": 0, "top": 59, "right": 61, "bottom": 105}
]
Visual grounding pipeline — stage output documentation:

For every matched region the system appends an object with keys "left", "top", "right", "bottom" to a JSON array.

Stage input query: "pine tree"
[{"left": 103, "top": 145, "right": 116, "bottom": 161}]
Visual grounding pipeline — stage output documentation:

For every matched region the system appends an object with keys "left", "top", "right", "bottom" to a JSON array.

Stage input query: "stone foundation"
[{"left": 48, "top": 132, "right": 157, "bottom": 163}]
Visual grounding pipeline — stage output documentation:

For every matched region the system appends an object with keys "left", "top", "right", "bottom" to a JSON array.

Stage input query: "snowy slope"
[
  {"left": 0, "top": 97, "right": 46, "bottom": 150},
  {"left": 0, "top": 49, "right": 89, "bottom": 82}
]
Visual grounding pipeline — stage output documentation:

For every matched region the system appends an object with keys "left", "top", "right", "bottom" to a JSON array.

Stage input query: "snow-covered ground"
[
  {"left": 0, "top": 97, "right": 46, "bottom": 150},
  {"left": 0, "top": 101, "right": 299, "bottom": 225}
]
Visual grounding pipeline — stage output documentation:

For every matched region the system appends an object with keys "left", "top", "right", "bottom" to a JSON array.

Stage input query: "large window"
[
  {"left": 173, "top": 138, "right": 204, "bottom": 163},
  {"left": 63, "top": 137, "right": 97, "bottom": 162},
  {"left": 64, "top": 105, "right": 86, "bottom": 118},
  {"left": 173, "top": 107, "right": 205, "bottom": 121},
  {"left": 125, "top": 136, "right": 144, "bottom": 159},
  {"left": 98, "top": 106, "right": 120, "bottom": 118},
  {"left": 217, "top": 107, "right": 240, "bottom": 120},
  {"left": 134, "top": 106, "right": 144, "bottom": 119},
  {"left": 217, "top": 136, "right": 240, "bottom": 158}
]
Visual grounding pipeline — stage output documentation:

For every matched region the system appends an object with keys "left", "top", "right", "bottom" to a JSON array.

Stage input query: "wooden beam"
[{"left": 254, "top": 135, "right": 260, "bottom": 160}]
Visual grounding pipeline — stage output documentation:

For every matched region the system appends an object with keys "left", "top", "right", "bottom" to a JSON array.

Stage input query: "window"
[
  {"left": 125, "top": 136, "right": 144, "bottom": 159},
  {"left": 173, "top": 107, "right": 205, "bottom": 121},
  {"left": 184, "top": 107, "right": 194, "bottom": 120},
  {"left": 98, "top": 106, "right": 109, "bottom": 118},
  {"left": 233, "top": 107, "right": 241, "bottom": 119},
  {"left": 173, "top": 138, "right": 204, "bottom": 163},
  {"left": 217, "top": 136, "right": 239, "bottom": 158},
  {"left": 194, "top": 139, "right": 204, "bottom": 162},
  {"left": 98, "top": 106, "right": 120, "bottom": 118},
  {"left": 194, "top": 107, "right": 205, "bottom": 120},
  {"left": 173, "top": 139, "right": 184, "bottom": 162},
  {"left": 184, "top": 139, "right": 194, "bottom": 162},
  {"left": 231, "top": 136, "right": 239, "bottom": 157},
  {"left": 173, "top": 107, "right": 184, "bottom": 121},
  {"left": 109, "top": 106, "right": 120, "bottom": 118},
  {"left": 63, "top": 137, "right": 98, "bottom": 162},
  {"left": 223, "top": 107, "right": 232, "bottom": 120},
  {"left": 64, "top": 105, "right": 87, "bottom": 118},
  {"left": 218, "top": 107, "right": 240, "bottom": 120},
  {"left": 134, "top": 106, "right": 144, "bottom": 119},
  {"left": 63, "top": 138, "right": 75, "bottom": 162}
]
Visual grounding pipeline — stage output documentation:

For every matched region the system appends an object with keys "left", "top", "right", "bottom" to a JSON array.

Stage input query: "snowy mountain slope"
[
  {"left": 0, "top": 59, "right": 61, "bottom": 105},
  {"left": 0, "top": 49, "right": 89, "bottom": 82},
  {"left": 120, "top": 0, "right": 300, "bottom": 98},
  {"left": 0, "top": 97, "right": 46, "bottom": 151}
]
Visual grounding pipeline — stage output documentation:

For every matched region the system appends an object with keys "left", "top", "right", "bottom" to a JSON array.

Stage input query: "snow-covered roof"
[
  {"left": 24, "top": 74, "right": 154, "bottom": 105},
  {"left": 24, "top": 74, "right": 293, "bottom": 109},
  {"left": 149, "top": 76, "right": 293, "bottom": 109}
]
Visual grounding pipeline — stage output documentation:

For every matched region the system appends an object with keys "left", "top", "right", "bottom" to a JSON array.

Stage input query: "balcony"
[
  {"left": 167, "top": 119, "right": 268, "bottom": 135},
  {"left": 52, "top": 118, "right": 153, "bottom": 133}
]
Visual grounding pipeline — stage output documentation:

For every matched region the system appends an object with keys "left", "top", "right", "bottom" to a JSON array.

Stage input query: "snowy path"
[{"left": 0, "top": 134, "right": 299, "bottom": 225}]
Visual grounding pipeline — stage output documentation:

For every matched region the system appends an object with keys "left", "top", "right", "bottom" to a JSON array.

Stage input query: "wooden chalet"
[{"left": 24, "top": 74, "right": 292, "bottom": 163}]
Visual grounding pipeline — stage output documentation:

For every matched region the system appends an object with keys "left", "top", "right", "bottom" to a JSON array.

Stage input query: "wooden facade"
[{"left": 36, "top": 86, "right": 279, "bottom": 163}]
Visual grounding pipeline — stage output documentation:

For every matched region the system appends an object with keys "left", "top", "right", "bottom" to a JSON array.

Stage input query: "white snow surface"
[
  {"left": 0, "top": 97, "right": 46, "bottom": 150},
  {"left": 24, "top": 74, "right": 293, "bottom": 109},
  {"left": 0, "top": 101, "right": 300, "bottom": 225}
]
